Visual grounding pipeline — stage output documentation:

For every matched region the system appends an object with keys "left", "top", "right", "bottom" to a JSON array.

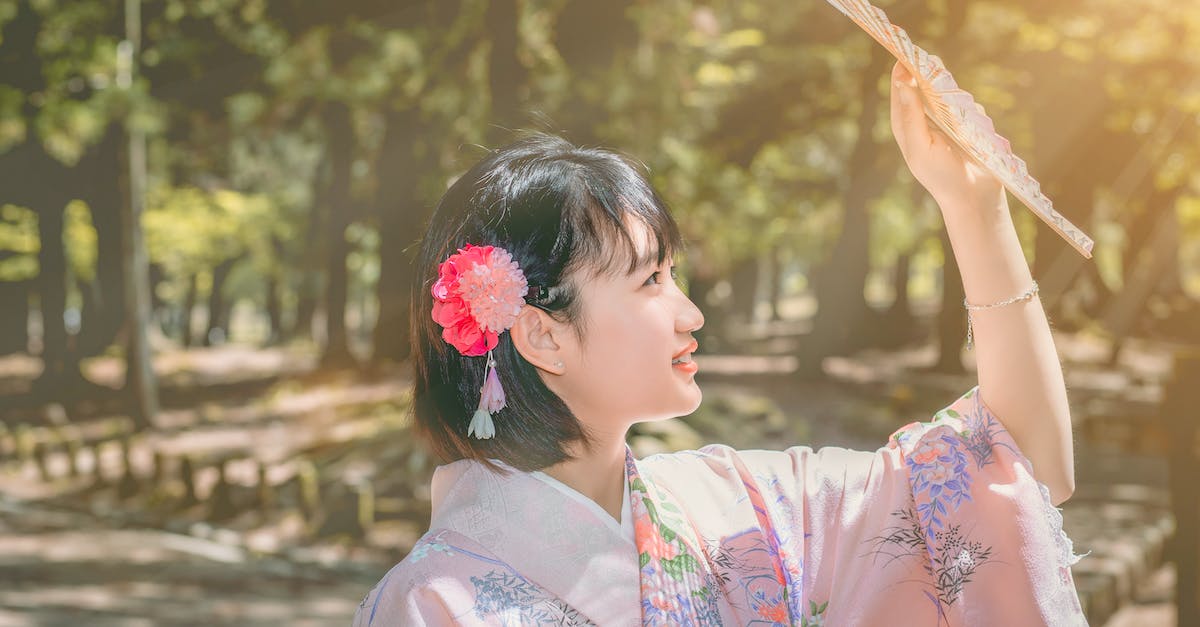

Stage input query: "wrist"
[
  {"left": 933, "top": 186, "right": 1009, "bottom": 226},
  {"left": 938, "top": 196, "right": 1034, "bottom": 305}
]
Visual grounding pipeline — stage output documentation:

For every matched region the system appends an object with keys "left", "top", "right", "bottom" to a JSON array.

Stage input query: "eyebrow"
[{"left": 629, "top": 249, "right": 675, "bottom": 276}]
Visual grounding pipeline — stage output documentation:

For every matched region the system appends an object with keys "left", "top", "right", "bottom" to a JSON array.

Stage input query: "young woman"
[{"left": 353, "top": 62, "right": 1086, "bottom": 626}]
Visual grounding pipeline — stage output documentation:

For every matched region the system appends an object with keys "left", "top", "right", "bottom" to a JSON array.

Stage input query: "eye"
[{"left": 643, "top": 266, "right": 679, "bottom": 287}]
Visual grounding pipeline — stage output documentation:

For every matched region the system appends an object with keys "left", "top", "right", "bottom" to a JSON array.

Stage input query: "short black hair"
[{"left": 409, "top": 132, "right": 684, "bottom": 473}]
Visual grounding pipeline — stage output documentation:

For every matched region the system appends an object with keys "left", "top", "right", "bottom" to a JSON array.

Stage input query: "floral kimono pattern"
[{"left": 354, "top": 386, "right": 1088, "bottom": 626}]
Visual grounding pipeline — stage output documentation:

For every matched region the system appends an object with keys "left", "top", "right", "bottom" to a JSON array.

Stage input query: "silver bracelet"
[{"left": 963, "top": 280, "right": 1039, "bottom": 351}]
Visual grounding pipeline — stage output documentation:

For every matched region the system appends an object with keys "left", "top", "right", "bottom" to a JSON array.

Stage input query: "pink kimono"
[{"left": 353, "top": 386, "right": 1088, "bottom": 625}]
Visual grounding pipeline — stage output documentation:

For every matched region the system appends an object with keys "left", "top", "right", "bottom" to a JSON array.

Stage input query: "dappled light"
[{"left": 1, "top": 0, "right": 1197, "bottom": 624}]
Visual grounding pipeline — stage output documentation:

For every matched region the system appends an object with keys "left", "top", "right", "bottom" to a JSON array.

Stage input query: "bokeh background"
[{"left": 1, "top": 0, "right": 1197, "bottom": 625}]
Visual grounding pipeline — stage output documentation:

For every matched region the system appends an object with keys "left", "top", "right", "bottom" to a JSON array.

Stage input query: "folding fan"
[{"left": 825, "top": 0, "right": 1095, "bottom": 258}]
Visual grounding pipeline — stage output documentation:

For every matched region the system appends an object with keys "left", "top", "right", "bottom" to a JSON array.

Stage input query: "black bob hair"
[{"left": 409, "top": 132, "right": 685, "bottom": 474}]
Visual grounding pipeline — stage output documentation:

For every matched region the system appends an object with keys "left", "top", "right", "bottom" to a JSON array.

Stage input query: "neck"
[{"left": 540, "top": 428, "right": 629, "bottom": 522}]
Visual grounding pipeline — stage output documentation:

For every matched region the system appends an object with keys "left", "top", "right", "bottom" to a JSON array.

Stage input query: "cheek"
[{"left": 586, "top": 308, "right": 663, "bottom": 369}]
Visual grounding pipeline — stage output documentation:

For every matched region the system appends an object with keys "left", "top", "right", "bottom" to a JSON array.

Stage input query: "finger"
[
  {"left": 889, "top": 61, "right": 932, "bottom": 151},
  {"left": 928, "top": 124, "right": 954, "bottom": 156}
]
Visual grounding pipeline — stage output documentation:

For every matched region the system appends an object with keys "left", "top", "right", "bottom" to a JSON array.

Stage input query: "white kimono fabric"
[{"left": 353, "top": 386, "right": 1088, "bottom": 626}]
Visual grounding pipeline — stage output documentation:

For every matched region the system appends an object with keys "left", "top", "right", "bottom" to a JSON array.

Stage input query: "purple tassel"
[
  {"left": 479, "top": 351, "right": 507, "bottom": 412},
  {"left": 468, "top": 350, "right": 505, "bottom": 439}
]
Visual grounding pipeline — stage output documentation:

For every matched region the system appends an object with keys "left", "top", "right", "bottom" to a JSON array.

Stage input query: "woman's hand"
[{"left": 888, "top": 61, "right": 1006, "bottom": 218}]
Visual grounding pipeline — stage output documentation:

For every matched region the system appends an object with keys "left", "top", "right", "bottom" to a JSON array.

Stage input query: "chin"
[
  {"left": 638, "top": 403, "right": 701, "bottom": 423},
  {"left": 671, "top": 393, "right": 706, "bottom": 420},
  {"left": 684, "top": 389, "right": 703, "bottom": 414}
]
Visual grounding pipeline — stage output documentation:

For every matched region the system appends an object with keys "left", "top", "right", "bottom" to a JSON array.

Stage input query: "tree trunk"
[
  {"left": 487, "top": 0, "right": 523, "bottom": 139},
  {"left": 203, "top": 257, "right": 240, "bottom": 346},
  {"left": 796, "top": 47, "right": 893, "bottom": 377},
  {"left": 181, "top": 273, "right": 198, "bottom": 347},
  {"left": 688, "top": 272, "right": 727, "bottom": 354},
  {"left": 288, "top": 131, "right": 330, "bottom": 345},
  {"left": 371, "top": 109, "right": 420, "bottom": 364},
  {"left": 265, "top": 269, "right": 282, "bottom": 347},
  {"left": 879, "top": 250, "right": 916, "bottom": 348},
  {"left": 552, "top": 0, "right": 637, "bottom": 144},
  {"left": 729, "top": 256, "right": 759, "bottom": 326},
  {"left": 1101, "top": 187, "right": 1183, "bottom": 345},
  {"left": 291, "top": 276, "right": 318, "bottom": 343},
  {"left": 320, "top": 102, "right": 356, "bottom": 368},
  {"left": 77, "top": 124, "right": 126, "bottom": 357},
  {"left": 766, "top": 246, "right": 784, "bottom": 322},
  {"left": 934, "top": 229, "right": 967, "bottom": 373},
  {"left": 0, "top": 280, "right": 30, "bottom": 355},
  {"left": 34, "top": 179, "right": 83, "bottom": 394},
  {"left": 147, "top": 262, "right": 167, "bottom": 333},
  {"left": 119, "top": 109, "right": 159, "bottom": 427}
]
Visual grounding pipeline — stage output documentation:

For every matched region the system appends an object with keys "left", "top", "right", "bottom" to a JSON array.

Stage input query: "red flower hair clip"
[{"left": 431, "top": 243, "right": 542, "bottom": 439}]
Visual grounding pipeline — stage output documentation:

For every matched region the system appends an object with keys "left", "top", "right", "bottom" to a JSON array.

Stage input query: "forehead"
[
  {"left": 576, "top": 222, "right": 655, "bottom": 293},
  {"left": 626, "top": 215, "right": 659, "bottom": 268},
  {"left": 613, "top": 213, "right": 674, "bottom": 277},
  {"left": 572, "top": 201, "right": 679, "bottom": 288}
]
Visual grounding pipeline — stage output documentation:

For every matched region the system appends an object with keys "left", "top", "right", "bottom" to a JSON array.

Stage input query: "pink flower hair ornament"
[{"left": 431, "top": 243, "right": 549, "bottom": 440}]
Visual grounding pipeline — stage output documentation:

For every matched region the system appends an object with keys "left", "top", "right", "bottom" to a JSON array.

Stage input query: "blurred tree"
[
  {"left": 370, "top": 0, "right": 499, "bottom": 364},
  {"left": 0, "top": 204, "right": 37, "bottom": 354},
  {"left": 1, "top": 0, "right": 1196, "bottom": 405},
  {"left": 0, "top": 1, "right": 103, "bottom": 394}
]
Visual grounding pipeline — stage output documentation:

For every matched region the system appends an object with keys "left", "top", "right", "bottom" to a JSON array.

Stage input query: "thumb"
[{"left": 890, "top": 61, "right": 931, "bottom": 153}]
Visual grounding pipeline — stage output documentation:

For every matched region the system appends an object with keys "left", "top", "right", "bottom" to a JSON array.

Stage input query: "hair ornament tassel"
[{"left": 468, "top": 349, "right": 506, "bottom": 439}]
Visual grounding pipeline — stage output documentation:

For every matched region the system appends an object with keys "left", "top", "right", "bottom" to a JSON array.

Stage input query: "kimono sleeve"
[
  {"left": 351, "top": 559, "right": 470, "bottom": 627},
  {"left": 694, "top": 385, "right": 1088, "bottom": 625}
]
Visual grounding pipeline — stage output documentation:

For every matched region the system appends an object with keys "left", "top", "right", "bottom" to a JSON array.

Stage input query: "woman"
[{"left": 353, "top": 62, "right": 1086, "bottom": 626}]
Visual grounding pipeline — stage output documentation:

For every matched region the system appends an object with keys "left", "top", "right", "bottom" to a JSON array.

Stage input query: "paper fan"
[{"left": 825, "top": 0, "right": 1094, "bottom": 259}]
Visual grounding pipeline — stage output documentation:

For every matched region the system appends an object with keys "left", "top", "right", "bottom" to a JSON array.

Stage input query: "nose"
[{"left": 676, "top": 291, "right": 704, "bottom": 333}]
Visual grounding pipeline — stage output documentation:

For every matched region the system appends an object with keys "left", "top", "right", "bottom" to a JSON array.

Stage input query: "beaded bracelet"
[{"left": 963, "top": 280, "right": 1039, "bottom": 350}]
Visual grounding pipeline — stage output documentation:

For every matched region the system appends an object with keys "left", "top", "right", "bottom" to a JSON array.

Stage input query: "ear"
[{"left": 509, "top": 305, "right": 567, "bottom": 375}]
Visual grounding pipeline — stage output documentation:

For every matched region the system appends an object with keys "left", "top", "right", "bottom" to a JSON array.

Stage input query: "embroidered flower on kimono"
[
  {"left": 408, "top": 539, "right": 455, "bottom": 563},
  {"left": 635, "top": 517, "right": 658, "bottom": 550},
  {"left": 783, "top": 555, "right": 803, "bottom": 578},
  {"left": 638, "top": 525, "right": 679, "bottom": 561},
  {"left": 647, "top": 589, "right": 677, "bottom": 612},
  {"left": 911, "top": 438, "right": 951, "bottom": 464},
  {"left": 923, "top": 462, "right": 953, "bottom": 486},
  {"left": 757, "top": 601, "right": 789, "bottom": 623},
  {"left": 955, "top": 548, "right": 975, "bottom": 571},
  {"left": 631, "top": 491, "right": 649, "bottom": 518}
]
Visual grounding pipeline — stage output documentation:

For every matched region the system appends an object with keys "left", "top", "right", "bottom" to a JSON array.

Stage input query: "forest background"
[{"left": 0, "top": 0, "right": 1196, "bottom": 624}]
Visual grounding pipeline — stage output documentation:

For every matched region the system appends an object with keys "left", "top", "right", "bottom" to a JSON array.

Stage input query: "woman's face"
[{"left": 548, "top": 218, "right": 705, "bottom": 436}]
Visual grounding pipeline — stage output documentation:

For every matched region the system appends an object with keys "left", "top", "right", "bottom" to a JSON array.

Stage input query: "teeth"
[{"left": 672, "top": 354, "right": 693, "bottom": 364}]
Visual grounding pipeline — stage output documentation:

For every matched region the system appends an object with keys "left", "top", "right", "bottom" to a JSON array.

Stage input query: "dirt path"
[
  {"left": 0, "top": 328, "right": 1184, "bottom": 625},
  {"left": 0, "top": 497, "right": 376, "bottom": 626}
]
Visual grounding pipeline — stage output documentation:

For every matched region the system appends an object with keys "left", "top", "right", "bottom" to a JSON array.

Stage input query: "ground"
[{"left": 0, "top": 324, "right": 1183, "bottom": 625}]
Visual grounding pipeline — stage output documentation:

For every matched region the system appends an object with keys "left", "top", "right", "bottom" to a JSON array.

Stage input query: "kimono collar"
[
  {"left": 427, "top": 447, "right": 643, "bottom": 625},
  {"left": 426, "top": 445, "right": 723, "bottom": 626},
  {"left": 626, "top": 447, "right": 725, "bottom": 625}
]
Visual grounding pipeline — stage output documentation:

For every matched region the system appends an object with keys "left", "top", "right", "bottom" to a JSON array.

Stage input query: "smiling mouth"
[{"left": 671, "top": 356, "right": 698, "bottom": 376}]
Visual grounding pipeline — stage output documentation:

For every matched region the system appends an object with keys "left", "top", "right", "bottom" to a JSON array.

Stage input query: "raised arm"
[{"left": 887, "top": 61, "right": 1075, "bottom": 505}]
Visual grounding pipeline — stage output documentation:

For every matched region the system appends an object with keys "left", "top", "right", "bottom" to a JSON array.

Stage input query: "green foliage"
[
  {"left": 64, "top": 200, "right": 95, "bottom": 282},
  {"left": 0, "top": 203, "right": 38, "bottom": 281},
  {"left": 143, "top": 185, "right": 279, "bottom": 301},
  {"left": 3, "top": 0, "right": 1198, "bottom": 345}
]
